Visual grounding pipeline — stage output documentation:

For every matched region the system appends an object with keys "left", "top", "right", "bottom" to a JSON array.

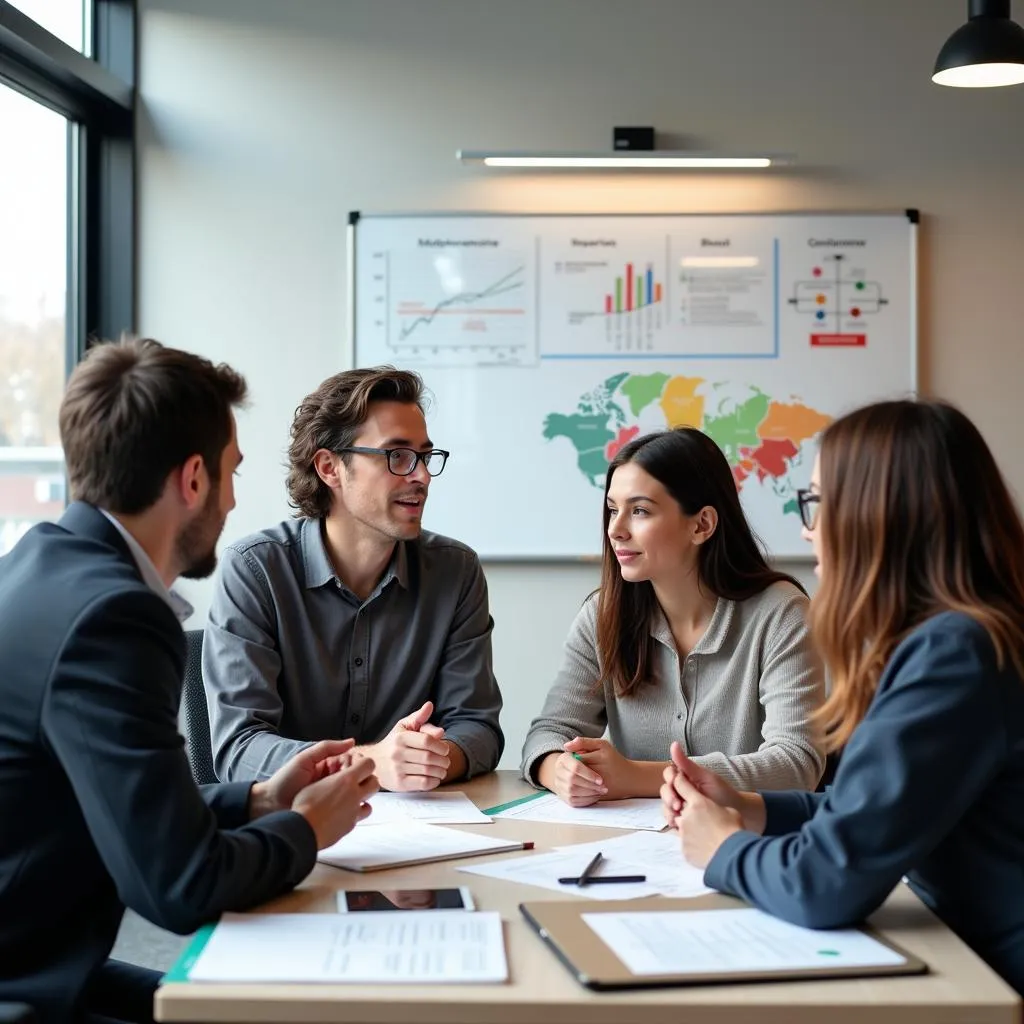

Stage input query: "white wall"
[{"left": 138, "top": 0, "right": 1023, "bottom": 767}]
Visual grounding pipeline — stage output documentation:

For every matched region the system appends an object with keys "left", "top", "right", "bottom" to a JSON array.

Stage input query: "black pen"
[
  {"left": 576, "top": 851, "right": 603, "bottom": 888},
  {"left": 558, "top": 875, "right": 647, "bottom": 885}
]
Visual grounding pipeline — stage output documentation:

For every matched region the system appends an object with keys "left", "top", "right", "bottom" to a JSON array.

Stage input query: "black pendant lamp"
[{"left": 933, "top": 0, "right": 1024, "bottom": 87}]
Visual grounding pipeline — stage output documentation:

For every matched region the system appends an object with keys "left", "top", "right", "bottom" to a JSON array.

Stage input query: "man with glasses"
[{"left": 203, "top": 367, "right": 503, "bottom": 792}]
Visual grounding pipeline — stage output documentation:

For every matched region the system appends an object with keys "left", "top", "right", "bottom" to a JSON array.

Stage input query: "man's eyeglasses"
[
  {"left": 796, "top": 488, "right": 821, "bottom": 531},
  {"left": 336, "top": 446, "right": 450, "bottom": 477}
]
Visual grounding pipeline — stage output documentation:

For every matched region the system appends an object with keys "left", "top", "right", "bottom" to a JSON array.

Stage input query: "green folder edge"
[
  {"left": 161, "top": 922, "right": 217, "bottom": 983},
  {"left": 481, "top": 790, "right": 546, "bottom": 816}
]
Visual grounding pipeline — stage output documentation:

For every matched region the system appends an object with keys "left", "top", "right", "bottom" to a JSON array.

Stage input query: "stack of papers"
[
  {"left": 359, "top": 791, "right": 492, "bottom": 826},
  {"left": 184, "top": 911, "right": 508, "bottom": 983},
  {"left": 459, "top": 830, "right": 711, "bottom": 900},
  {"left": 488, "top": 792, "right": 666, "bottom": 831},
  {"left": 318, "top": 821, "right": 525, "bottom": 872}
]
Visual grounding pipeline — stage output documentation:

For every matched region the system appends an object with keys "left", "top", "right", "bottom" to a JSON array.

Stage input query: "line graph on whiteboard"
[{"left": 365, "top": 249, "right": 537, "bottom": 367}]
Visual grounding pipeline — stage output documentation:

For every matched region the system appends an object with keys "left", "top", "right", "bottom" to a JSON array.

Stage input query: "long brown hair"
[
  {"left": 597, "top": 428, "right": 803, "bottom": 697},
  {"left": 812, "top": 400, "right": 1024, "bottom": 749}
]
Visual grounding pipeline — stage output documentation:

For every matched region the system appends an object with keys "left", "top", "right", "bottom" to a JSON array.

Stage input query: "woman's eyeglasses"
[{"left": 796, "top": 488, "right": 821, "bottom": 531}]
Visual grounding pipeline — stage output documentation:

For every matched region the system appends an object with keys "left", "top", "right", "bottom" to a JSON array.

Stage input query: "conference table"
[{"left": 155, "top": 771, "right": 1021, "bottom": 1023}]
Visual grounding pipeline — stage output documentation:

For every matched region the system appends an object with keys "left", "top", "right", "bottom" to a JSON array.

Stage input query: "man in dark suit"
[{"left": 0, "top": 338, "right": 379, "bottom": 1024}]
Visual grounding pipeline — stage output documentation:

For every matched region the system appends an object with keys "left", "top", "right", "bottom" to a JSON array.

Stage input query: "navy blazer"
[
  {"left": 706, "top": 612, "right": 1024, "bottom": 994},
  {"left": 0, "top": 503, "right": 317, "bottom": 1023}
]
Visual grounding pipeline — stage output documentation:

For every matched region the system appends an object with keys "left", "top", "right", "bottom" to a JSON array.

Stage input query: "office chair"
[
  {"left": 181, "top": 628, "right": 219, "bottom": 786},
  {"left": 816, "top": 750, "right": 841, "bottom": 793},
  {"left": 0, "top": 1004, "right": 35, "bottom": 1023}
]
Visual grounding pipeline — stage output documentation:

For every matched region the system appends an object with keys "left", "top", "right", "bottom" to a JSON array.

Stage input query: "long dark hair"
[
  {"left": 812, "top": 400, "right": 1024, "bottom": 749},
  {"left": 597, "top": 427, "right": 803, "bottom": 697}
]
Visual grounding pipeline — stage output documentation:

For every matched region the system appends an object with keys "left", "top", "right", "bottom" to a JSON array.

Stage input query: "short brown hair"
[
  {"left": 60, "top": 336, "right": 248, "bottom": 514},
  {"left": 812, "top": 400, "right": 1024, "bottom": 749},
  {"left": 287, "top": 366, "right": 425, "bottom": 519}
]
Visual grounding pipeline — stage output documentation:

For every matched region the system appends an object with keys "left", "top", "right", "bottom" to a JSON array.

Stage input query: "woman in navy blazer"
[{"left": 662, "top": 399, "right": 1024, "bottom": 995}]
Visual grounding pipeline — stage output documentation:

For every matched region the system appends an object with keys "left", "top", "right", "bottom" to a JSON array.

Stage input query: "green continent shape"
[
  {"left": 603, "top": 371, "right": 630, "bottom": 393},
  {"left": 782, "top": 497, "right": 800, "bottom": 518},
  {"left": 578, "top": 372, "right": 629, "bottom": 423},
  {"left": 542, "top": 413, "right": 616, "bottom": 487},
  {"left": 703, "top": 390, "right": 771, "bottom": 463},
  {"left": 620, "top": 372, "right": 670, "bottom": 417}
]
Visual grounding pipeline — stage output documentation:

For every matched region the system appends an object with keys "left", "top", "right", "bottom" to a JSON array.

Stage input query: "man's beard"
[{"left": 176, "top": 487, "right": 224, "bottom": 580}]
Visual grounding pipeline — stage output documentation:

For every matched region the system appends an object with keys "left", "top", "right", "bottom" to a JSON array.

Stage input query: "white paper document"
[
  {"left": 584, "top": 908, "right": 907, "bottom": 976},
  {"left": 318, "top": 821, "right": 521, "bottom": 871},
  {"left": 459, "top": 848, "right": 663, "bottom": 900},
  {"left": 187, "top": 911, "right": 507, "bottom": 983},
  {"left": 359, "top": 790, "right": 492, "bottom": 826},
  {"left": 489, "top": 793, "right": 666, "bottom": 831},
  {"left": 555, "top": 831, "right": 712, "bottom": 899},
  {"left": 459, "top": 830, "right": 711, "bottom": 900}
]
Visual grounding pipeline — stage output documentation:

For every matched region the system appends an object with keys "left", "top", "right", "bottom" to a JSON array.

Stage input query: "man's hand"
[
  {"left": 660, "top": 741, "right": 766, "bottom": 835},
  {"left": 249, "top": 738, "right": 356, "bottom": 819},
  {"left": 359, "top": 701, "right": 452, "bottom": 792},
  {"left": 291, "top": 756, "right": 379, "bottom": 850}
]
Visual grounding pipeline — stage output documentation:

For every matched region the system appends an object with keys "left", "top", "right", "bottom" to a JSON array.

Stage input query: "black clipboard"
[{"left": 520, "top": 895, "right": 928, "bottom": 991}]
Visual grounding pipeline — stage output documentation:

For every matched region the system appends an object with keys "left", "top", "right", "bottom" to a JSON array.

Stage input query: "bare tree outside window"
[{"left": 0, "top": 84, "right": 69, "bottom": 553}]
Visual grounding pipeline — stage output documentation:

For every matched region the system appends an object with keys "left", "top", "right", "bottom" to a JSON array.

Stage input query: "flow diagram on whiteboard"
[{"left": 788, "top": 252, "right": 889, "bottom": 348}]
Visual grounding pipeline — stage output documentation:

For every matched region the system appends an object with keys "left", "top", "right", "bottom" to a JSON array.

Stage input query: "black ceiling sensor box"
[{"left": 613, "top": 126, "right": 655, "bottom": 151}]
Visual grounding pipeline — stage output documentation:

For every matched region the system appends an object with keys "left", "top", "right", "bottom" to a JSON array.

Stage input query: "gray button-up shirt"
[
  {"left": 203, "top": 517, "right": 504, "bottom": 781},
  {"left": 521, "top": 582, "right": 825, "bottom": 792}
]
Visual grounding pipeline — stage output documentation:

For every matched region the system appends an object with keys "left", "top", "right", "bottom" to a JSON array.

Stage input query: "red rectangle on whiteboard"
[{"left": 811, "top": 334, "right": 866, "bottom": 347}]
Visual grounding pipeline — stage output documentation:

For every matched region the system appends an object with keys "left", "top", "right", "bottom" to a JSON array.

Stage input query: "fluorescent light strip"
[
  {"left": 479, "top": 155, "right": 772, "bottom": 169},
  {"left": 681, "top": 256, "right": 761, "bottom": 268}
]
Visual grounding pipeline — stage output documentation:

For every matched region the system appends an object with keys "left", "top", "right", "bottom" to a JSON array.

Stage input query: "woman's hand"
[
  {"left": 562, "top": 736, "right": 644, "bottom": 800},
  {"left": 538, "top": 736, "right": 642, "bottom": 806},
  {"left": 672, "top": 771, "right": 745, "bottom": 869},
  {"left": 660, "top": 741, "right": 766, "bottom": 835},
  {"left": 537, "top": 748, "right": 606, "bottom": 806}
]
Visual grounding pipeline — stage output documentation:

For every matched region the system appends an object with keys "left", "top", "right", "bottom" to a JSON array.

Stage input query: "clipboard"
[{"left": 520, "top": 895, "right": 927, "bottom": 991}]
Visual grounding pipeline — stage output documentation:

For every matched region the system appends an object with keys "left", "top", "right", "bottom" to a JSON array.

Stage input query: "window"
[
  {"left": 0, "top": 0, "right": 135, "bottom": 551},
  {"left": 0, "top": 84, "right": 68, "bottom": 553},
  {"left": 7, "top": 0, "right": 88, "bottom": 53}
]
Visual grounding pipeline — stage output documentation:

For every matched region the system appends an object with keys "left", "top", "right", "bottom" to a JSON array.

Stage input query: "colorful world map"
[{"left": 542, "top": 372, "right": 831, "bottom": 519}]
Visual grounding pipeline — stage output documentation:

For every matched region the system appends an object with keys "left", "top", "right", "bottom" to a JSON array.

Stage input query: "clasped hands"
[
  {"left": 355, "top": 700, "right": 460, "bottom": 792},
  {"left": 660, "top": 740, "right": 766, "bottom": 868},
  {"left": 541, "top": 735, "right": 765, "bottom": 869}
]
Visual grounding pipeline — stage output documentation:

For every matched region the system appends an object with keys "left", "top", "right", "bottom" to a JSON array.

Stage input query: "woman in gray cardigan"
[{"left": 521, "top": 427, "right": 825, "bottom": 805}]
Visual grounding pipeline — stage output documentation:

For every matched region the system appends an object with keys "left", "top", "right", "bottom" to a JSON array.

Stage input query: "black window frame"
[{"left": 0, "top": 0, "right": 136, "bottom": 370}]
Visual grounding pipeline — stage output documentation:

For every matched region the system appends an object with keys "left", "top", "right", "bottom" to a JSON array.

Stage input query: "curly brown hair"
[{"left": 287, "top": 366, "right": 425, "bottom": 518}]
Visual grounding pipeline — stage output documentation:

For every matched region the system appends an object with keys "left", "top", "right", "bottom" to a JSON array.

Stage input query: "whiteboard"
[{"left": 350, "top": 212, "right": 917, "bottom": 559}]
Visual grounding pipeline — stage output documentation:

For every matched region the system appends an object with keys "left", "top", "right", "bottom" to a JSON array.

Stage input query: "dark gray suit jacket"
[{"left": 0, "top": 503, "right": 317, "bottom": 1023}]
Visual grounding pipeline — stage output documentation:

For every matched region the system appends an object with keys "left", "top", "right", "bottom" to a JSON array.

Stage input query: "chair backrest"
[
  {"left": 181, "top": 628, "right": 218, "bottom": 786},
  {"left": 0, "top": 1003, "right": 36, "bottom": 1023},
  {"left": 816, "top": 749, "right": 841, "bottom": 793}
]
